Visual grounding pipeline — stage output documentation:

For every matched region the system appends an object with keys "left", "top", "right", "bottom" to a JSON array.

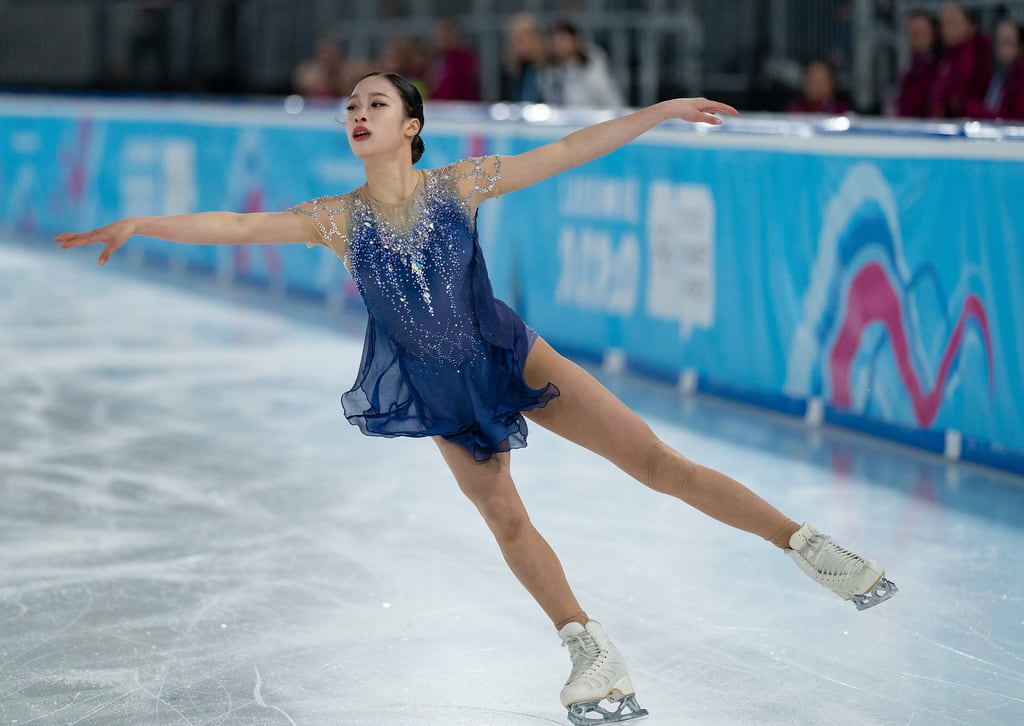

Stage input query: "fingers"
[
  {"left": 682, "top": 98, "right": 739, "bottom": 125},
  {"left": 705, "top": 100, "right": 739, "bottom": 116},
  {"left": 53, "top": 232, "right": 97, "bottom": 249},
  {"left": 54, "top": 231, "right": 122, "bottom": 266}
]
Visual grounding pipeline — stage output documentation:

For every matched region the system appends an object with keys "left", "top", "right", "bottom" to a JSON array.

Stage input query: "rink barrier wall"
[{"left": 3, "top": 94, "right": 1023, "bottom": 477}]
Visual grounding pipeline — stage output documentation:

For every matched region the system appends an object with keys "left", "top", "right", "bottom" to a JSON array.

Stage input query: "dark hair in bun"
[
  {"left": 410, "top": 134, "right": 425, "bottom": 164},
  {"left": 357, "top": 71, "right": 426, "bottom": 164}
]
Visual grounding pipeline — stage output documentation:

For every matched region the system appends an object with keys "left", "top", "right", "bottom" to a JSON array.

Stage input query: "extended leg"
[
  {"left": 523, "top": 339, "right": 799, "bottom": 548},
  {"left": 435, "top": 438, "right": 648, "bottom": 721},
  {"left": 434, "top": 438, "right": 585, "bottom": 627},
  {"left": 522, "top": 338, "right": 896, "bottom": 609}
]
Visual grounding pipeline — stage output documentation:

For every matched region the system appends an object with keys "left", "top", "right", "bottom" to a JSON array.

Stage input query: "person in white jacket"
[{"left": 542, "top": 21, "right": 624, "bottom": 108}]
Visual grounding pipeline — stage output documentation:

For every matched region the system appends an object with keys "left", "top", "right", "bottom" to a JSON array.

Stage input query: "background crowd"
[
  {"left": 1, "top": 1, "right": 1022, "bottom": 121},
  {"left": 292, "top": 14, "right": 625, "bottom": 110},
  {"left": 291, "top": 4, "right": 1022, "bottom": 121},
  {"left": 887, "top": 4, "right": 1024, "bottom": 118}
]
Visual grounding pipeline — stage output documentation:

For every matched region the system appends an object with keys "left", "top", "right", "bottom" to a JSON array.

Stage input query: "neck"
[{"left": 363, "top": 157, "right": 419, "bottom": 204}]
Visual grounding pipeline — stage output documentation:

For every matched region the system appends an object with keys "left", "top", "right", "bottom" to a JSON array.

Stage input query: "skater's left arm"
[{"left": 497, "top": 98, "right": 737, "bottom": 195}]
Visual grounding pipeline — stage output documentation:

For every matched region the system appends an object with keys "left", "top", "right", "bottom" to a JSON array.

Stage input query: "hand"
[
  {"left": 670, "top": 97, "right": 739, "bottom": 125},
  {"left": 54, "top": 218, "right": 136, "bottom": 266}
]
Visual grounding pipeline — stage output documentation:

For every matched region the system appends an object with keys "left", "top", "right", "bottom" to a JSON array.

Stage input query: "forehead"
[{"left": 350, "top": 76, "right": 396, "bottom": 98}]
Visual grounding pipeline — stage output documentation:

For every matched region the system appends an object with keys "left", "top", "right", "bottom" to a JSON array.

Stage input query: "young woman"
[{"left": 56, "top": 71, "right": 896, "bottom": 725}]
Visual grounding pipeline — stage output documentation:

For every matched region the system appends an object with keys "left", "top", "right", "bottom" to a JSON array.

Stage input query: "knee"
[
  {"left": 640, "top": 439, "right": 696, "bottom": 497},
  {"left": 470, "top": 490, "right": 531, "bottom": 542}
]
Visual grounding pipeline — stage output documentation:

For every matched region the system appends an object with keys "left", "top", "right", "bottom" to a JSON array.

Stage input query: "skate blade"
[
  {"left": 566, "top": 693, "right": 649, "bottom": 724},
  {"left": 851, "top": 576, "right": 898, "bottom": 610}
]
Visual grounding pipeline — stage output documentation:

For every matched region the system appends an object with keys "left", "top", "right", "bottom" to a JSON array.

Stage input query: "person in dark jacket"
[
  {"left": 787, "top": 59, "right": 851, "bottom": 114},
  {"left": 967, "top": 19, "right": 1024, "bottom": 120},
  {"left": 929, "top": 3, "right": 992, "bottom": 118},
  {"left": 893, "top": 10, "right": 940, "bottom": 117}
]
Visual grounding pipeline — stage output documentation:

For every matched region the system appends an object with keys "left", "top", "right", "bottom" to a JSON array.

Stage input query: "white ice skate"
[
  {"left": 557, "top": 620, "right": 648, "bottom": 725},
  {"left": 786, "top": 522, "right": 898, "bottom": 610}
]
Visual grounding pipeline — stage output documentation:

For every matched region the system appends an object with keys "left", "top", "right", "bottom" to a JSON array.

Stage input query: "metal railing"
[{"left": 2, "top": 0, "right": 1023, "bottom": 112}]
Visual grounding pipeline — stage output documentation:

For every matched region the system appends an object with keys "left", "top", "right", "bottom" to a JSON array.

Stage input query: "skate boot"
[
  {"left": 557, "top": 620, "right": 648, "bottom": 725},
  {"left": 786, "top": 522, "right": 898, "bottom": 610}
]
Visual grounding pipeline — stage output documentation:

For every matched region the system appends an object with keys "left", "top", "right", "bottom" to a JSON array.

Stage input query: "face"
[
  {"left": 345, "top": 76, "right": 420, "bottom": 160},
  {"left": 996, "top": 21, "right": 1022, "bottom": 67},
  {"left": 906, "top": 15, "right": 935, "bottom": 55},
  {"left": 550, "top": 30, "right": 577, "bottom": 62},
  {"left": 508, "top": 21, "right": 542, "bottom": 61},
  {"left": 434, "top": 20, "right": 457, "bottom": 50},
  {"left": 940, "top": 5, "right": 973, "bottom": 47},
  {"left": 803, "top": 62, "right": 834, "bottom": 104}
]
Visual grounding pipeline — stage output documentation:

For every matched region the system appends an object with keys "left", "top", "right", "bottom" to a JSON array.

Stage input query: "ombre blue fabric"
[{"left": 292, "top": 156, "right": 558, "bottom": 461}]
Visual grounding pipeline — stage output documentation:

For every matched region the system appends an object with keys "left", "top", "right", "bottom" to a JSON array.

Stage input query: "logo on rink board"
[
  {"left": 119, "top": 137, "right": 197, "bottom": 218},
  {"left": 552, "top": 177, "right": 716, "bottom": 334},
  {"left": 646, "top": 182, "right": 715, "bottom": 340},
  {"left": 785, "top": 162, "right": 994, "bottom": 427},
  {"left": 554, "top": 175, "right": 642, "bottom": 315}
]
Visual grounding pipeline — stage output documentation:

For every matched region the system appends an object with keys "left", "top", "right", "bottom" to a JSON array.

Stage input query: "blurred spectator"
[
  {"left": 787, "top": 59, "right": 851, "bottom": 114},
  {"left": 541, "top": 21, "right": 624, "bottom": 108},
  {"left": 378, "top": 35, "right": 431, "bottom": 98},
  {"left": 929, "top": 4, "right": 992, "bottom": 118},
  {"left": 891, "top": 9, "right": 940, "bottom": 117},
  {"left": 967, "top": 19, "right": 1024, "bottom": 120},
  {"left": 292, "top": 36, "right": 361, "bottom": 98},
  {"left": 502, "top": 13, "right": 548, "bottom": 103},
  {"left": 427, "top": 19, "right": 481, "bottom": 101}
]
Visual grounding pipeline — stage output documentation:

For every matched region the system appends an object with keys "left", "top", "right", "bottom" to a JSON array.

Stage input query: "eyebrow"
[{"left": 348, "top": 91, "right": 392, "bottom": 100}]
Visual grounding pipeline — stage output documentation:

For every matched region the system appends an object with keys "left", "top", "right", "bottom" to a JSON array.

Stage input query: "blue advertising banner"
[
  {"left": 2, "top": 96, "right": 1022, "bottom": 473},
  {"left": 515, "top": 140, "right": 1024, "bottom": 471}
]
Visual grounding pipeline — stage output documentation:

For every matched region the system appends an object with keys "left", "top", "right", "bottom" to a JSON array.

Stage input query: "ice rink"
[{"left": 3, "top": 240, "right": 1023, "bottom": 726}]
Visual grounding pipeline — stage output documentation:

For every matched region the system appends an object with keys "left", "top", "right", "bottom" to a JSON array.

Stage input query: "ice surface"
[{"left": 2, "top": 240, "right": 1023, "bottom": 725}]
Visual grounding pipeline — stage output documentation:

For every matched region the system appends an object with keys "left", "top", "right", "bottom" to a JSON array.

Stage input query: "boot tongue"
[{"left": 557, "top": 621, "right": 587, "bottom": 641}]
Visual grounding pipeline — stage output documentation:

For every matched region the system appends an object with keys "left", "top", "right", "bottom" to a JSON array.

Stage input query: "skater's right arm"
[{"left": 55, "top": 211, "right": 310, "bottom": 266}]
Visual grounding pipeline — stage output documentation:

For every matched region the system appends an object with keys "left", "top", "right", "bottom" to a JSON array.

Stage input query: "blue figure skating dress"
[{"left": 292, "top": 156, "right": 558, "bottom": 461}]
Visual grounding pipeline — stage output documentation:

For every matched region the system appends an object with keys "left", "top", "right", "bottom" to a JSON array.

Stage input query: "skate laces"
[
  {"left": 563, "top": 630, "right": 608, "bottom": 684},
  {"left": 802, "top": 531, "right": 865, "bottom": 579}
]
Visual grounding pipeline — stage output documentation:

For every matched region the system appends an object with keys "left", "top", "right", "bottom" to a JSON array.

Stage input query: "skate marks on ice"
[
  {"left": 516, "top": 375, "right": 1024, "bottom": 724},
  {"left": 4, "top": 242, "right": 1024, "bottom": 725},
  {"left": 0, "top": 243, "right": 567, "bottom": 725},
  {"left": 0, "top": 244, "right": 359, "bottom": 724},
  {"left": 347, "top": 704, "right": 565, "bottom": 725}
]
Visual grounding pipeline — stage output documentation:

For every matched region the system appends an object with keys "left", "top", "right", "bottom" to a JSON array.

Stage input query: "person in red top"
[
  {"left": 968, "top": 19, "right": 1024, "bottom": 120},
  {"left": 787, "top": 59, "right": 851, "bottom": 114},
  {"left": 929, "top": 4, "right": 993, "bottom": 118},
  {"left": 427, "top": 18, "right": 480, "bottom": 101},
  {"left": 893, "top": 10, "right": 940, "bottom": 117}
]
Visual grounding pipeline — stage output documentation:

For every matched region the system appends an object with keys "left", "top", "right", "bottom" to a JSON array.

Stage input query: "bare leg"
[
  {"left": 434, "top": 438, "right": 586, "bottom": 627},
  {"left": 523, "top": 339, "right": 799, "bottom": 549}
]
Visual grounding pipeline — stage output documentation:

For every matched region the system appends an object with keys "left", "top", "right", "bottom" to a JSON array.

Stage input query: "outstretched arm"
[
  {"left": 55, "top": 211, "right": 310, "bottom": 266},
  {"left": 498, "top": 98, "right": 738, "bottom": 195}
]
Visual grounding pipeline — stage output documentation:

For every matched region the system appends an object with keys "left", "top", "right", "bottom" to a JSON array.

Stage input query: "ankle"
[
  {"left": 767, "top": 520, "right": 801, "bottom": 550},
  {"left": 554, "top": 610, "right": 589, "bottom": 631}
]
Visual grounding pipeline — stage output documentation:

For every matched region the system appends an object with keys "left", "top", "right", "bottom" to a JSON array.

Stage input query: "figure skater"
[{"left": 56, "top": 71, "right": 897, "bottom": 725}]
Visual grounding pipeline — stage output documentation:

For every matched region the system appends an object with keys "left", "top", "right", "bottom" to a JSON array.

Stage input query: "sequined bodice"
[
  {"left": 293, "top": 158, "right": 502, "bottom": 365},
  {"left": 348, "top": 176, "right": 481, "bottom": 363},
  {"left": 289, "top": 156, "right": 557, "bottom": 461}
]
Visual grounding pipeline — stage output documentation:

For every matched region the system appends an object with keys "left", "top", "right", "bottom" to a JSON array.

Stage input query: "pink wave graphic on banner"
[
  {"left": 60, "top": 119, "right": 92, "bottom": 204},
  {"left": 829, "top": 261, "right": 994, "bottom": 427}
]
